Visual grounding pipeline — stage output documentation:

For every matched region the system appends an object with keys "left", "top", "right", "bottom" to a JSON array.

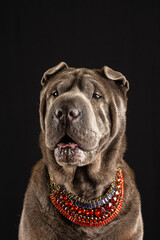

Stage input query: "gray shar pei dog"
[{"left": 19, "top": 62, "right": 143, "bottom": 240}]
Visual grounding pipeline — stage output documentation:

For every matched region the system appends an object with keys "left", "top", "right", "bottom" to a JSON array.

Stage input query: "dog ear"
[
  {"left": 102, "top": 66, "right": 129, "bottom": 92},
  {"left": 41, "top": 62, "right": 68, "bottom": 87}
]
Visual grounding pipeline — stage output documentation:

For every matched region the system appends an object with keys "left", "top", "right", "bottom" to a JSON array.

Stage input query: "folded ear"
[
  {"left": 41, "top": 62, "right": 68, "bottom": 87},
  {"left": 102, "top": 66, "right": 129, "bottom": 91}
]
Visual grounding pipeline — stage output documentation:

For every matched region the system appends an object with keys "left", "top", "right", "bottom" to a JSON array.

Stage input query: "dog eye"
[
  {"left": 92, "top": 93, "right": 102, "bottom": 99},
  {"left": 52, "top": 90, "right": 59, "bottom": 97}
]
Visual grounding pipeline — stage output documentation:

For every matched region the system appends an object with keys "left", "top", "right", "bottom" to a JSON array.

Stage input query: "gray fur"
[{"left": 19, "top": 63, "right": 143, "bottom": 239}]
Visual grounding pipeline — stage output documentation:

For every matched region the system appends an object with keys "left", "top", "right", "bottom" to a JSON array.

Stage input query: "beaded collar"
[{"left": 49, "top": 168, "right": 124, "bottom": 227}]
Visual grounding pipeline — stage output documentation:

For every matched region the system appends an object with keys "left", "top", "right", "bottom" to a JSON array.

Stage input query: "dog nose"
[
  {"left": 55, "top": 107, "right": 80, "bottom": 122},
  {"left": 68, "top": 108, "right": 80, "bottom": 121},
  {"left": 55, "top": 109, "right": 63, "bottom": 120}
]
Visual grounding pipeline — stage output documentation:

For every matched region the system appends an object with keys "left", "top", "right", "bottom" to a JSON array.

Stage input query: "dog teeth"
[{"left": 57, "top": 143, "right": 78, "bottom": 148}]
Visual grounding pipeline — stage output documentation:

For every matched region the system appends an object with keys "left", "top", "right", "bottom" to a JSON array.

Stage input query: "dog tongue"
[{"left": 57, "top": 143, "right": 78, "bottom": 148}]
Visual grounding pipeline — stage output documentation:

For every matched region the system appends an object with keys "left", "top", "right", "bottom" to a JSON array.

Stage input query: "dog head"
[{"left": 39, "top": 62, "right": 129, "bottom": 167}]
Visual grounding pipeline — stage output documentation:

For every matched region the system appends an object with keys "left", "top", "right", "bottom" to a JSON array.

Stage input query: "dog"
[{"left": 19, "top": 62, "right": 143, "bottom": 240}]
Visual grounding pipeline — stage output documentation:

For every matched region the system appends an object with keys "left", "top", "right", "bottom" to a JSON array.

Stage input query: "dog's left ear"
[
  {"left": 102, "top": 66, "right": 129, "bottom": 92},
  {"left": 41, "top": 62, "right": 68, "bottom": 87}
]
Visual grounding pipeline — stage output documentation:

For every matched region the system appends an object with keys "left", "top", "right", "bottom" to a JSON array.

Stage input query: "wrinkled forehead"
[{"left": 46, "top": 68, "right": 109, "bottom": 95}]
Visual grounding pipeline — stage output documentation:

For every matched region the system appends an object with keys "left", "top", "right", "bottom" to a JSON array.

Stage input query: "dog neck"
[{"left": 40, "top": 132, "right": 125, "bottom": 200}]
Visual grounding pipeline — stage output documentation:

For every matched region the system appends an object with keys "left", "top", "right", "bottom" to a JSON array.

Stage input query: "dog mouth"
[
  {"left": 54, "top": 134, "right": 86, "bottom": 166},
  {"left": 57, "top": 135, "right": 78, "bottom": 149}
]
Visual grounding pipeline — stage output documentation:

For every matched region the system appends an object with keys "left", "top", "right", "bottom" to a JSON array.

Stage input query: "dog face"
[{"left": 39, "top": 62, "right": 129, "bottom": 167}]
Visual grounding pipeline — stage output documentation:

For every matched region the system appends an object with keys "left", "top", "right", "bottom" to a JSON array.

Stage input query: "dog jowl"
[{"left": 19, "top": 62, "right": 143, "bottom": 240}]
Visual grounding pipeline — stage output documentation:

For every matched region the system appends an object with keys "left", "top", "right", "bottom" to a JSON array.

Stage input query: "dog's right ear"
[{"left": 41, "top": 62, "right": 68, "bottom": 87}]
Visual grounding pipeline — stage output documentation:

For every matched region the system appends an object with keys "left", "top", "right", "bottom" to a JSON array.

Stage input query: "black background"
[{"left": 1, "top": 1, "right": 160, "bottom": 239}]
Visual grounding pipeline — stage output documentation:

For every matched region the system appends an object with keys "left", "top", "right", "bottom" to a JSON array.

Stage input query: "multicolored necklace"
[{"left": 49, "top": 168, "right": 124, "bottom": 227}]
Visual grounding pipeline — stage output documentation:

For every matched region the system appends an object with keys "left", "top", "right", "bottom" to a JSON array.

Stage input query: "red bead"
[
  {"left": 111, "top": 197, "right": 117, "bottom": 205},
  {"left": 86, "top": 209, "right": 94, "bottom": 216},
  {"left": 78, "top": 209, "right": 82, "bottom": 214},
  {"left": 74, "top": 219, "right": 78, "bottom": 224},
  {"left": 90, "top": 209, "right": 94, "bottom": 215},
  {"left": 95, "top": 208, "right": 101, "bottom": 217},
  {"left": 95, "top": 207, "right": 106, "bottom": 217},
  {"left": 65, "top": 201, "right": 70, "bottom": 206},
  {"left": 65, "top": 201, "right": 72, "bottom": 206},
  {"left": 85, "top": 210, "right": 90, "bottom": 216},
  {"left": 104, "top": 203, "right": 111, "bottom": 211},
  {"left": 63, "top": 195, "right": 67, "bottom": 200},
  {"left": 74, "top": 206, "right": 78, "bottom": 211},
  {"left": 82, "top": 209, "right": 86, "bottom": 215},
  {"left": 71, "top": 206, "right": 75, "bottom": 211}
]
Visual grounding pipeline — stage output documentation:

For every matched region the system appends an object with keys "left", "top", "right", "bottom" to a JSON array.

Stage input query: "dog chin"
[{"left": 54, "top": 146, "right": 87, "bottom": 166}]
